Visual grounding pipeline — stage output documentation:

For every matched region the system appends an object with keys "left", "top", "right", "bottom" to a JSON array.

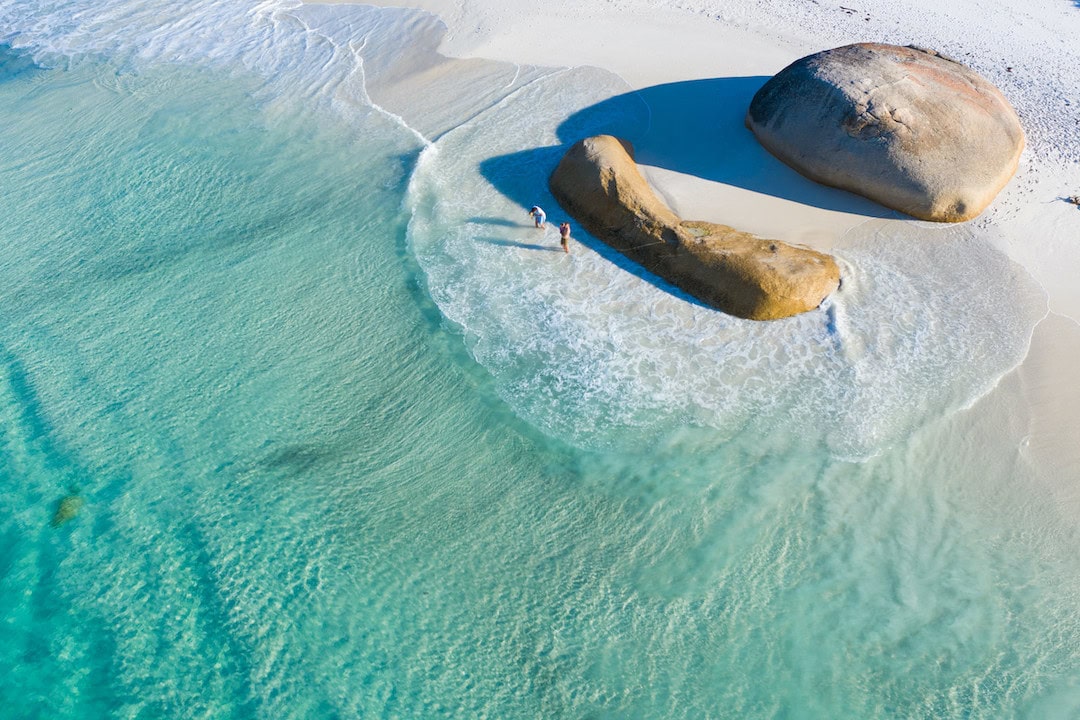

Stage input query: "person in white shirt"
[{"left": 528, "top": 205, "right": 547, "bottom": 228}]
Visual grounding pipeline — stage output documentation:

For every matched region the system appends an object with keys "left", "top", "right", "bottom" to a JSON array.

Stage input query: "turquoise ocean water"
[{"left": 2, "top": 1, "right": 1079, "bottom": 717}]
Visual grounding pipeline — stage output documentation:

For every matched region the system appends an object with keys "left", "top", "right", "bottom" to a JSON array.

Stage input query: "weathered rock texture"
[
  {"left": 746, "top": 43, "right": 1024, "bottom": 222},
  {"left": 549, "top": 135, "right": 840, "bottom": 321}
]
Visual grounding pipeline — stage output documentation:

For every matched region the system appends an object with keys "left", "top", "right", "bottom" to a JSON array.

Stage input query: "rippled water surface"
[{"left": 1, "top": 1, "right": 1079, "bottom": 718}]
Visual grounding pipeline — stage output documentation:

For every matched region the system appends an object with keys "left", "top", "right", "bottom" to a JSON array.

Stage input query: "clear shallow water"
[{"left": 2, "top": 1, "right": 1080, "bottom": 718}]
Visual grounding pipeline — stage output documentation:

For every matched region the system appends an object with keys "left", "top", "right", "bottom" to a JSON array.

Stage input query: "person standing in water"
[
  {"left": 528, "top": 205, "right": 546, "bottom": 229},
  {"left": 558, "top": 222, "right": 571, "bottom": 254}
]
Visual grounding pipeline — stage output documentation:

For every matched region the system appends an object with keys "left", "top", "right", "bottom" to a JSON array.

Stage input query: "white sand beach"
[{"left": 338, "top": 0, "right": 1080, "bottom": 483}]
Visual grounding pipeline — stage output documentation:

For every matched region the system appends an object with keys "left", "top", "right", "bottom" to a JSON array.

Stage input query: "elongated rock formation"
[
  {"left": 549, "top": 135, "right": 840, "bottom": 321},
  {"left": 746, "top": 43, "right": 1024, "bottom": 222}
]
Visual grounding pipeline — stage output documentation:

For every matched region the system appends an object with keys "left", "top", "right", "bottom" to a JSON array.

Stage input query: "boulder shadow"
[
  {"left": 479, "top": 76, "right": 887, "bottom": 225},
  {"left": 556, "top": 76, "right": 885, "bottom": 215}
]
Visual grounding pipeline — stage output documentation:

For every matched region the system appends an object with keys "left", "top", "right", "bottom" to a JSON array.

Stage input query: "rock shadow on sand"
[{"left": 481, "top": 76, "right": 887, "bottom": 221}]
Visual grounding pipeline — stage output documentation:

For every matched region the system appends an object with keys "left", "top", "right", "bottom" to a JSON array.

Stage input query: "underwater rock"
[{"left": 51, "top": 490, "right": 84, "bottom": 527}]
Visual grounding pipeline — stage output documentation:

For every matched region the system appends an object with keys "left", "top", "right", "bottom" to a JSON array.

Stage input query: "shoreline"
[
  {"left": 322, "top": 0, "right": 1080, "bottom": 476},
  {"left": 345, "top": 0, "right": 1079, "bottom": 308}
]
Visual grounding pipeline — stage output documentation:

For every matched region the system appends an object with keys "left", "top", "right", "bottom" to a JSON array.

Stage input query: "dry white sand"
[{"left": 322, "top": 0, "right": 1080, "bottom": 477}]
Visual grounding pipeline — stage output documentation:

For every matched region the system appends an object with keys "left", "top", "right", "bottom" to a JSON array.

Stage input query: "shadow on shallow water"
[{"left": 476, "top": 237, "right": 564, "bottom": 253}]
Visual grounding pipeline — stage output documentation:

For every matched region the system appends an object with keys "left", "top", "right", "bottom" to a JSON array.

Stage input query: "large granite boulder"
[
  {"left": 746, "top": 43, "right": 1024, "bottom": 222},
  {"left": 549, "top": 135, "right": 840, "bottom": 321}
]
